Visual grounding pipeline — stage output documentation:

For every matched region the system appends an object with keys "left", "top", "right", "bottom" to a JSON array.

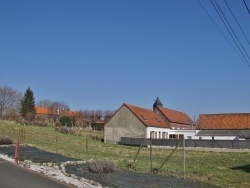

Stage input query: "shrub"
[
  {"left": 59, "top": 127, "right": 69, "bottom": 134},
  {"left": 68, "top": 128, "right": 76, "bottom": 135},
  {"left": 88, "top": 160, "right": 116, "bottom": 173},
  {"left": 59, "top": 116, "right": 75, "bottom": 127},
  {"left": 0, "top": 135, "right": 13, "bottom": 145}
]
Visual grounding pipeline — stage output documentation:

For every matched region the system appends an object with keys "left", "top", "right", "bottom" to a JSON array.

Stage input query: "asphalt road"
[{"left": 0, "top": 158, "right": 73, "bottom": 188}]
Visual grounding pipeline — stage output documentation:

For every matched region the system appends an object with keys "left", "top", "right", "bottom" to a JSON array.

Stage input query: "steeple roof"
[{"left": 153, "top": 97, "right": 163, "bottom": 109}]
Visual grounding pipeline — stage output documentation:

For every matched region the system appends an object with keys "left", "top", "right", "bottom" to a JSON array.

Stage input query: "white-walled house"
[
  {"left": 104, "top": 98, "right": 198, "bottom": 144},
  {"left": 104, "top": 103, "right": 168, "bottom": 144},
  {"left": 104, "top": 97, "right": 250, "bottom": 144},
  {"left": 196, "top": 114, "right": 250, "bottom": 140}
]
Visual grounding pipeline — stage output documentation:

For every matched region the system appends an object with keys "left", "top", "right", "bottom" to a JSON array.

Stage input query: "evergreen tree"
[{"left": 20, "top": 87, "right": 36, "bottom": 119}]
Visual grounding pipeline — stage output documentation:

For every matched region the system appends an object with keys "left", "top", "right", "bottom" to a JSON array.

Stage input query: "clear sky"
[{"left": 1, "top": 0, "right": 250, "bottom": 119}]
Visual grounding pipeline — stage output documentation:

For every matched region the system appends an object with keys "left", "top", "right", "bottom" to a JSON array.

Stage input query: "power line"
[
  {"left": 210, "top": 0, "right": 250, "bottom": 68},
  {"left": 196, "top": 0, "right": 250, "bottom": 68},
  {"left": 243, "top": 0, "right": 250, "bottom": 15},
  {"left": 224, "top": 0, "right": 250, "bottom": 46}
]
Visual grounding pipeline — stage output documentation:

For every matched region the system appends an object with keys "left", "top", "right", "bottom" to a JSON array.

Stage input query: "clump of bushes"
[
  {"left": 57, "top": 127, "right": 69, "bottom": 134},
  {"left": 0, "top": 135, "right": 13, "bottom": 145},
  {"left": 89, "top": 133, "right": 103, "bottom": 142},
  {"left": 16, "top": 120, "right": 48, "bottom": 127},
  {"left": 55, "top": 127, "right": 81, "bottom": 136},
  {"left": 88, "top": 160, "right": 116, "bottom": 173}
]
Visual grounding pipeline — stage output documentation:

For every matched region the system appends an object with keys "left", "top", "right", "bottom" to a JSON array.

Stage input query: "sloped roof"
[
  {"left": 35, "top": 106, "right": 82, "bottom": 117},
  {"left": 60, "top": 110, "right": 82, "bottom": 117},
  {"left": 153, "top": 97, "right": 163, "bottom": 109},
  {"left": 124, "top": 103, "right": 169, "bottom": 128},
  {"left": 155, "top": 106, "right": 194, "bottom": 125},
  {"left": 35, "top": 106, "right": 53, "bottom": 115},
  {"left": 197, "top": 114, "right": 250, "bottom": 129}
]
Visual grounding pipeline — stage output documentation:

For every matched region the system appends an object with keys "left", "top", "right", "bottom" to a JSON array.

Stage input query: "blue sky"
[{"left": 1, "top": 0, "right": 250, "bottom": 119}]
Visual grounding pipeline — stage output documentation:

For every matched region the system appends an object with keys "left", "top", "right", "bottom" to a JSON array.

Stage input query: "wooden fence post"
[
  {"left": 183, "top": 138, "right": 186, "bottom": 179},
  {"left": 86, "top": 136, "right": 89, "bottom": 159},
  {"left": 150, "top": 136, "right": 153, "bottom": 174},
  {"left": 55, "top": 132, "right": 58, "bottom": 154}
]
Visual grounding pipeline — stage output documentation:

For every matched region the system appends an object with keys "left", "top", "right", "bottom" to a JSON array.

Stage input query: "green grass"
[{"left": 1, "top": 120, "right": 250, "bottom": 187}]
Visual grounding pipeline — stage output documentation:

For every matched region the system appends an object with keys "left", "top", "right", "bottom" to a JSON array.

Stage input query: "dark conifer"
[{"left": 20, "top": 87, "right": 36, "bottom": 119}]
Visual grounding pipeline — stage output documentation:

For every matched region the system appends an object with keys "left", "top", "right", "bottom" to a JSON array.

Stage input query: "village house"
[
  {"left": 196, "top": 113, "right": 250, "bottom": 140},
  {"left": 104, "top": 97, "right": 198, "bottom": 144},
  {"left": 35, "top": 106, "right": 84, "bottom": 126}
]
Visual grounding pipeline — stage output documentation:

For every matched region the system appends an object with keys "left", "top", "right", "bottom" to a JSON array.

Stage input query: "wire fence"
[{"left": 0, "top": 124, "right": 188, "bottom": 177}]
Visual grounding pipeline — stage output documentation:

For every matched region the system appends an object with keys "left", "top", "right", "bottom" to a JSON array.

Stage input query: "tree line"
[{"left": 0, "top": 86, "right": 114, "bottom": 122}]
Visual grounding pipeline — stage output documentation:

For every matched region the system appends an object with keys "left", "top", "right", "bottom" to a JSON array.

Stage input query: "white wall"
[
  {"left": 146, "top": 127, "right": 199, "bottom": 139},
  {"left": 197, "top": 136, "right": 238, "bottom": 140},
  {"left": 169, "top": 129, "right": 200, "bottom": 139},
  {"left": 146, "top": 127, "right": 242, "bottom": 140},
  {"left": 146, "top": 127, "right": 170, "bottom": 138}
]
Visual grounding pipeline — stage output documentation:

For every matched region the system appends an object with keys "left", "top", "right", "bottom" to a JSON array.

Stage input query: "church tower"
[{"left": 153, "top": 96, "right": 163, "bottom": 109}]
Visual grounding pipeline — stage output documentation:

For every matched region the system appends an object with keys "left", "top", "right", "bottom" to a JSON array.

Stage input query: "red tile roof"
[
  {"left": 197, "top": 114, "right": 250, "bottom": 129},
  {"left": 124, "top": 103, "right": 169, "bottom": 128},
  {"left": 155, "top": 106, "right": 194, "bottom": 125},
  {"left": 60, "top": 110, "right": 82, "bottom": 117},
  {"left": 35, "top": 106, "right": 53, "bottom": 115},
  {"left": 35, "top": 106, "right": 82, "bottom": 117}
]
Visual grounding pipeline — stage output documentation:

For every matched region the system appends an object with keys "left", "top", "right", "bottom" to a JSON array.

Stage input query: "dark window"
[{"left": 169, "top": 134, "right": 177, "bottom": 139}]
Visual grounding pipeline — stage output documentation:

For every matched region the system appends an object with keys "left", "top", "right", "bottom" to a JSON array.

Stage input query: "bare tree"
[
  {"left": 0, "top": 86, "right": 22, "bottom": 118},
  {"left": 95, "top": 110, "right": 102, "bottom": 120},
  {"left": 82, "top": 109, "right": 115, "bottom": 121},
  {"left": 103, "top": 110, "right": 115, "bottom": 120},
  {"left": 37, "top": 99, "right": 70, "bottom": 114}
]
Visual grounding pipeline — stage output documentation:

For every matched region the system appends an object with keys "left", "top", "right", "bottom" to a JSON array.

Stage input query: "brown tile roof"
[
  {"left": 124, "top": 103, "right": 169, "bottom": 128},
  {"left": 35, "top": 106, "right": 53, "bottom": 115},
  {"left": 197, "top": 114, "right": 250, "bottom": 129},
  {"left": 156, "top": 106, "right": 194, "bottom": 125}
]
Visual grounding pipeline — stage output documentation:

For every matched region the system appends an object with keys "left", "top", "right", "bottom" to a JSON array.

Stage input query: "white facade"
[{"left": 146, "top": 127, "right": 200, "bottom": 140}]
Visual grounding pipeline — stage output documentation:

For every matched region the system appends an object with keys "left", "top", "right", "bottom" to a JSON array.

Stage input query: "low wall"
[{"left": 120, "top": 137, "right": 250, "bottom": 149}]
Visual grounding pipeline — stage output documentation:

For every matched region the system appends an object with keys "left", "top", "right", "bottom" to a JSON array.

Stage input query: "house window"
[
  {"left": 199, "top": 137, "right": 202, "bottom": 140},
  {"left": 158, "top": 132, "right": 161, "bottom": 139},
  {"left": 187, "top": 136, "right": 192, "bottom": 139},
  {"left": 155, "top": 118, "right": 161, "bottom": 122},
  {"left": 155, "top": 132, "right": 157, "bottom": 139},
  {"left": 169, "top": 134, "right": 177, "bottom": 139},
  {"left": 141, "top": 115, "right": 148, "bottom": 120},
  {"left": 150, "top": 131, "right": 154, "bottom": 138},
  {"left": 162, "top": 132, "right": 165, "bottom": 139}
]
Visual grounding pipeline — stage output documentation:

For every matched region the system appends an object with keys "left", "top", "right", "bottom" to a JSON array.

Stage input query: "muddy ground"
[{"left": 0, "top": 145, "right": 213, "bottom": 188}]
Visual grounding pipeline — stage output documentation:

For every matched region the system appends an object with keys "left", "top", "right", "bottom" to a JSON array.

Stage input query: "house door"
[{"left": 179, "top": 134, "right": 184, "bottom": 140}]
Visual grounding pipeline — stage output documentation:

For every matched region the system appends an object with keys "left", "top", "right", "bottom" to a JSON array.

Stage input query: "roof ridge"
[
  {"left": 200, "top": 113, "right": 250, "bottom": 116},
  {"left": 157, "top": 106, "right": 188, "bottom": 115}
]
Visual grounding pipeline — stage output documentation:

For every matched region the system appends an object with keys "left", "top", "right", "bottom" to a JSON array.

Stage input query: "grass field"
[{"left": 0, "top": 120, "right": 250, "bottom": 187}]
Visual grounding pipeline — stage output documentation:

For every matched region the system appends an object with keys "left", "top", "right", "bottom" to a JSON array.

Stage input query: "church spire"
[{"left": 153, "top": 96, "right": 163, "bottom": 109}]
